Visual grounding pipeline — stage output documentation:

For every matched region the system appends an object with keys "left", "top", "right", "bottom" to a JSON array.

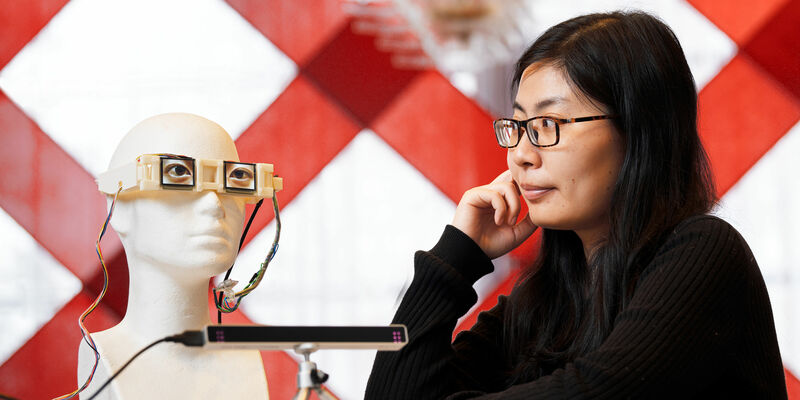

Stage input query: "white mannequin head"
[
  {"left": 78, "top": 113, "right": 268, "bottom": 400},
  {"left": 108, "top": 113, "right": 246, "bottom": 282}
]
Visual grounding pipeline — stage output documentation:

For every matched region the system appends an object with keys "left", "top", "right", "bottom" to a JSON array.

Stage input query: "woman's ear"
[{"left": 108, "top": 196, "right": 131, "bottom": 238}]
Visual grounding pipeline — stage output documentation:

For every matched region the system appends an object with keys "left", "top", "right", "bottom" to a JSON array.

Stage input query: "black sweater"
[{"left": 366, "top": 216, "right": 787, "bottom": 399}]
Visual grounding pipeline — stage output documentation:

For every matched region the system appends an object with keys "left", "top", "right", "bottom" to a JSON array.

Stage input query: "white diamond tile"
[
  {"left": 0, "top": 0, "right": 297, "bottom": 176},
  {"left": 0, "top": 207, "right": 82, "bottom": 365},
  {"left": 714, "top": 120, "right": 800, "bottom": 372}
]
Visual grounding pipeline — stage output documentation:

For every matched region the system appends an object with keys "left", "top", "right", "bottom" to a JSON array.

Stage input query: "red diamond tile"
[
  {"left": 698, "top": 54, "right": 800, "bottom": 195},
  {"left": 788, "top": 369, "right": 800, "bottom": 399},
  {"left": 0, "top": 90, "right": 122, "bottom": 283},
  {"left": 371, "top": 71, "right": 504, "bottom": 203},
  {"left": 687, "top": 0, "right": 790, "bottom": 45},
  {"left": 224, "top": 0, "right": 349, "bottom": 66},
  {"left": 234, "top": 76, "right": 361, "bottom": 242},
  {"left": 742, "top": 0, "right": 800, "bottom": 99},
  {"left": 0, "top": 0, "right": 69, "bottom": 69},
  {"left": 303, "top": 22, "right": 420, "bottom": 126},
  {"left": 0, "top": 292, "right": 119, "bottom": 399}
]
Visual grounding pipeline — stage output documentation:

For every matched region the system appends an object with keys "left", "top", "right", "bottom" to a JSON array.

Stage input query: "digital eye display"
[
  {"left": 224, "top": 161, "right": 256, "bottom": 193},
  {"left": 160, "top": 157, "right": 195, "bottom": 189}
]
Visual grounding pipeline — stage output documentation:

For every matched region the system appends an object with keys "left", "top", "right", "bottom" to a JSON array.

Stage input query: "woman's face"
[{"left": 508, "top": 63, "right": 625, "bottom": 248}]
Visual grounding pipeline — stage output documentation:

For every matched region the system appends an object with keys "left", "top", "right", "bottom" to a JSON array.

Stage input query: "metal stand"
[{"left": 291, "top": 343, "right": 339, "bottom": 400}]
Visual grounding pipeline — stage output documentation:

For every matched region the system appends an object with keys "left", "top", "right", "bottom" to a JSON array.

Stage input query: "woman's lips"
[{"left": 519, "top": 185, "right": 554, "bottom": 201}]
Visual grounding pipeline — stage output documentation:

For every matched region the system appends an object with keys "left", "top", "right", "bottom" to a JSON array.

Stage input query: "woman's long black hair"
[{"left": 503, "top": 11, "right": 716, "bottom": 384}]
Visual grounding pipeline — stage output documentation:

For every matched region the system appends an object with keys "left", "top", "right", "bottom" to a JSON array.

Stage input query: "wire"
[
  {"left": 217, "top": 198, "right": 264, "bottom": 323},
  {"left": 213, "top": 194, "right": 281, "bottom": 318},
  {"left": 53, "top": 187, "right": 121, "bottom": 400},
  {"left": 85, "top": 331, "right": 203, "bottom": 400},
  {"left": 85, "top": 338, "right": 166, "bottom": 400}
]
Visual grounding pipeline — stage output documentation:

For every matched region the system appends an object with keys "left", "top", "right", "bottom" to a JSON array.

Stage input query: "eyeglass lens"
[{"left": 494, "top": 118, "right": 558, "bottom": 147}]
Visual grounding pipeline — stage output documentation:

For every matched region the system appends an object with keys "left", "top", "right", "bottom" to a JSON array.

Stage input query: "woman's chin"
[
  {"left": 527, "top": 210, "right": 556, "bottom": 230},
  {"left": 527, "top": 214, "right": 572, "bottom": 232}
]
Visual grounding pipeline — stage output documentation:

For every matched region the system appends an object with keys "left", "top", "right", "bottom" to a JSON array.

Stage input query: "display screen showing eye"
[
  {"left": 161, "top": 158, "right": 195, "bottom": 188},
  {"left": 225, "top": 162, "right": 255, "bottom": 192}
]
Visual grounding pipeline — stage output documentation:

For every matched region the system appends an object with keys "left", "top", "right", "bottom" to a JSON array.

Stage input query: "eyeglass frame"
[
  {"left": 96, "top": 153, "right": 283, "bottom": 203},
  {"left": 493, "top": 115, "right": 617, "bottom": 148}
]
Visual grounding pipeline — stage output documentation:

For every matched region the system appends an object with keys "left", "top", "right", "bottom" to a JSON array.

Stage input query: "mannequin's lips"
[
  {"left": 519, "top": 184, "right": 555, "bottom": 201},
  {"left": 191, "top": 234, "right": 232, "bottom": 250},
  {"left": 194, "top": 232, "right": 227, "bottom": 238},
  {"left": 192, "top": 228, "right": 231, "bottom": 243}
]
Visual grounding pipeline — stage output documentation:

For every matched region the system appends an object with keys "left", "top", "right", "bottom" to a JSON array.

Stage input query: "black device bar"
[{"left": 203, "top": 325, "right": 408, "bottom": 351}]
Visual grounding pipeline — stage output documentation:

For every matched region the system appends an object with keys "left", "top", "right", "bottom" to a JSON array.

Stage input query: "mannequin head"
[{"left": 108, "top": 113, "right": 246, "bottom": 281}]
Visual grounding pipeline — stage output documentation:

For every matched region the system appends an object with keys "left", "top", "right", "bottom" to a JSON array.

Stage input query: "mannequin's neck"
[{"left": 118, "top": 253, "right": 214, "bottom": 342}]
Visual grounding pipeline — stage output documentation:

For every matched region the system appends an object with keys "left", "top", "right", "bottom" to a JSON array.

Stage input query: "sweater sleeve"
[
  {"left": 445, "top": 216, "right": 786, "bottom": 399},
  {"left": 365, "top": 225, "right": 507, "bottom": 399}
]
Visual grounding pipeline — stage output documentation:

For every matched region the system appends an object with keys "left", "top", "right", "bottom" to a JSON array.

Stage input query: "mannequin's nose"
[{"left": 196, "top": 191, "right": 225, "bottom": 218}]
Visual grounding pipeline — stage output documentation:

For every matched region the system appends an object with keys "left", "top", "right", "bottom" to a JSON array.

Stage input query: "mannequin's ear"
[{"left": 108, "top": 196, "right": 132, "bottom": 238}]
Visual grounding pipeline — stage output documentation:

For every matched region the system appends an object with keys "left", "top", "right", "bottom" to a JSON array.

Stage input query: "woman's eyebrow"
[
  {"left": 513, "top": 96, "right": 568, "bottom": 116},
  {"left": 534, "top": 96, "right": 568, "bottom": 113}
]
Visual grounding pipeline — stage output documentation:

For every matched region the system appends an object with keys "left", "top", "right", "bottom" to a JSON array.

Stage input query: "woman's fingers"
[
  {"left": 499, "top": 184, "right": 521, "bottom": 225},
  {"left": 513, "top": 213, "right": 538, "bottom": 240},
  {"left": 487, "top": 170, "right": 523, "bottom": 224},
  {"left": 456, "top": 170, "right": 526, "bottom": 229},
  {"left": 490, "top": 169, "right": 513, "bottom": 185},
  {"left": 453, "top": 171, "right": 537, "bottom": 258},
  {"left": 465, "top": 187, "right": 513, "bottom": 226},
  {"left": 484, "top": 189, "right": 508, "bottom": 226},
  {"left": 482, "top": 180, "right": 521, "bottom": 225}
]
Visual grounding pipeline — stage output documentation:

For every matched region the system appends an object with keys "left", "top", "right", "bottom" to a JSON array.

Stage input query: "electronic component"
[
  {"left": 84, "top": 325, "right": 408, "bottom": 400},
  {"left": 96, "top": 154, "right": 283, "bottom": 202},
  {"left": 203, "top": 325, "right": 408, "bottom": 351}
]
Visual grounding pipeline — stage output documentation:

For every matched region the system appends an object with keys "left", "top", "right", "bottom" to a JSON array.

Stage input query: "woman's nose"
[{"left": 508, "top": 134, "right": 542, "bottom": 169}]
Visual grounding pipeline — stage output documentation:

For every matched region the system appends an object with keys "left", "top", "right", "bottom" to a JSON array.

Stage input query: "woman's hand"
[{"left": 452, "top": 170, "right": 538, "bottom": 259}]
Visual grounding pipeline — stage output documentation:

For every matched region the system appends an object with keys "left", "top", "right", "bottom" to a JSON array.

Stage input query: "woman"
[{"left": 366, "top": 11, "right": 786, "bottom": 399}]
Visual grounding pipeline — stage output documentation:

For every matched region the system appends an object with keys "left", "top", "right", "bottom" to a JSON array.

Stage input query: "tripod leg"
[
  {"left": 292, "top": 387, "right": 311, "bottom": 400},
  {"left": 313, "top": 386, "right": 340, "bottom": 400}
]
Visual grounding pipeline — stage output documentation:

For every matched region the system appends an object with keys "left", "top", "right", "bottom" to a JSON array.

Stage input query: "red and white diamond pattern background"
[{"left": 0, "top": 0, "right": 798, "bottom": 398}]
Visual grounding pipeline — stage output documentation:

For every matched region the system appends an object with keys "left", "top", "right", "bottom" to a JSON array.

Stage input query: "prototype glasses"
[
  {"left": 97, "top": 154, "right": 283, "bottom": 202},
  {"left": 493, "top": 115, "right": 615, "bottom": 148}
]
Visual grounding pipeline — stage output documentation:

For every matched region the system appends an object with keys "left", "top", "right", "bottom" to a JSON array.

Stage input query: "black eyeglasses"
[{"left": 493, "top": 115, "right": 616, "bottom": 148}]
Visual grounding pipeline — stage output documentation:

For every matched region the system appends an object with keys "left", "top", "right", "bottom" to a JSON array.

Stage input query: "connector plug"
[{"left": 165, "top": 330, "right": 205, "bottom": 347}]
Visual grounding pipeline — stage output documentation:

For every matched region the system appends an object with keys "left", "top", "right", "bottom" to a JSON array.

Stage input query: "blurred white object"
[{"left": 343, "top": 0, "right": 532, "bottom": 73}]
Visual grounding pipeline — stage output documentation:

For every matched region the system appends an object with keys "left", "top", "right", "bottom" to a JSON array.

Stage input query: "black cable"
[
  {"left": 87, "top": 331, "right": 204, "bottom": 400},
  {"left": 217, "top": 198, "right": 264, "bottom": 324}
]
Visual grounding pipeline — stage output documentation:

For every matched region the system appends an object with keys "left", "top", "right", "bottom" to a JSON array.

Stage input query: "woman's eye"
[{"left": 542, "top": 118, "right": 556, "bottom": 128}]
